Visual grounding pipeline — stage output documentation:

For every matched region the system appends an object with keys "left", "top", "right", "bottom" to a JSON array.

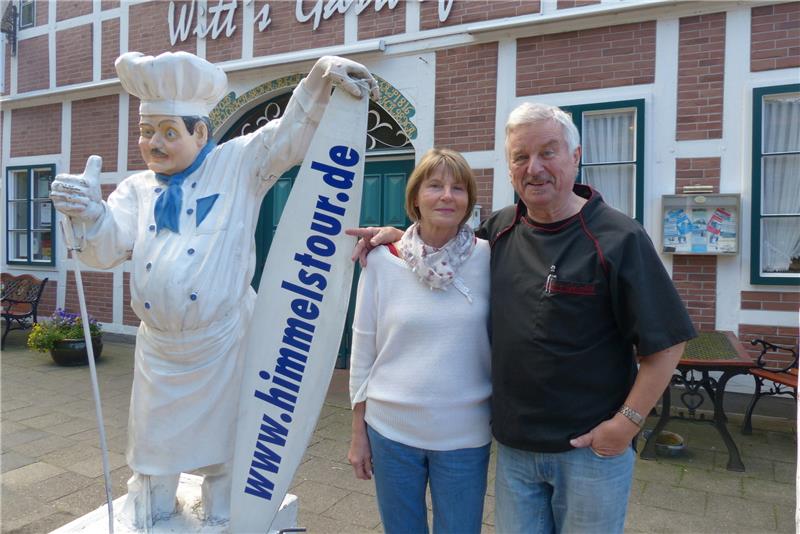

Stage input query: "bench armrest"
[{"left": 750, "top": 338, "right": 799, "bottom": 373}]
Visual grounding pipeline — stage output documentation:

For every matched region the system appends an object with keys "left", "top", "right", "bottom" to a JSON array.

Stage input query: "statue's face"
[{"left": 138, "top": 115, "right": 205, "bottom": 176}]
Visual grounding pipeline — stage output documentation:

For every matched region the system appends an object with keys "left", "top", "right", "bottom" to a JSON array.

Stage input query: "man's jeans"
[
  {"left": 495, "top": 442, "right": 635, "bottom": 534},
  {"left": 367, "top": 425, "right": 490, "bottom": 534}
]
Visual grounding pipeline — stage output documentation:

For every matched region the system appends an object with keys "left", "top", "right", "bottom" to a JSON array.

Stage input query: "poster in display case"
[{"left": 662, "top": 194, "right": 740, "bottom": 255}]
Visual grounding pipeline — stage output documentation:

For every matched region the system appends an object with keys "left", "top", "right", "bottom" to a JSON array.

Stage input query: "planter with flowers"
[{"left": 27, "top": 309, "right": 103, "bottom": 366}]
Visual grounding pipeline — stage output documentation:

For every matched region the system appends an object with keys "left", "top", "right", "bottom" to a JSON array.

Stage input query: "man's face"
[
  {"left": 507, "top": 120, "right": 581, "bottom": 221},
  {"left": 138, "top": 116, "right": 205, "bottom": 176}
]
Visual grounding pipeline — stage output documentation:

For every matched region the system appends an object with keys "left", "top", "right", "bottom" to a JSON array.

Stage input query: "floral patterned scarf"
[{"left": 398, "top": 222, "right": 476, "bottom": 302}]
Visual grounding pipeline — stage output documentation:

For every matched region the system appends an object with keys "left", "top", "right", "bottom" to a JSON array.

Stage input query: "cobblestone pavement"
[{"left": 1, "top": 330, "right": 796, "bottom": 533}]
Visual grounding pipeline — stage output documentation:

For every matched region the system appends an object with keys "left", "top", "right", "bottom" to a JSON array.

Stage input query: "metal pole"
[{"left": 60, "top": 220, "right": 115, "bottom": 533}]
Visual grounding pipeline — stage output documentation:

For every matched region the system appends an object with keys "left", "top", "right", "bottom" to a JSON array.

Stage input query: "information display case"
[{"left": 662, "top": 194, "right": 740, "bottom": 255}]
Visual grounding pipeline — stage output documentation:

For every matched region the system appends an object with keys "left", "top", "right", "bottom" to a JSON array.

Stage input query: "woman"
[{"left": 348, "top": 148, "right": 492, "bottom": 534}]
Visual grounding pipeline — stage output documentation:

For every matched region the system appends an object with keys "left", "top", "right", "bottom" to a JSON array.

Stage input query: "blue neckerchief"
[{"left": 154, "top": 141, "right": 216, "bottom": 234}]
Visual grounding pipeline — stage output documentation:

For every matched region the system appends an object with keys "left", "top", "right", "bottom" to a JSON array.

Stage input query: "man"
[
  {"left": 50, "top": 50, "right": 377, "bottom": 527},
  {"left": 350, "top": 102, "right": 696, "bottom": 533}
]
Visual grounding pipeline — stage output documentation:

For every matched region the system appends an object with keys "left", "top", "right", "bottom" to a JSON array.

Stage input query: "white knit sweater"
[{"left": 349, "top": 240, "right": 492, "bottom": 451}]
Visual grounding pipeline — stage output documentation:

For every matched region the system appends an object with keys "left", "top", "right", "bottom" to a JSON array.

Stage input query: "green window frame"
[
  {"left": 561, "top": 99, "right": 645, "bottom": 223},
  {"left": 750, "top": 84, "right": 800, "bottom": 285},
  {"left": 5, "top": 164, "right": 56, "bottom": 266}
]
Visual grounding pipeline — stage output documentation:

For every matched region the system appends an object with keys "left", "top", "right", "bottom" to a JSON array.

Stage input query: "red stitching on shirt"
[
  {"left": 550, "top": 280, "right": 596, "bottom": 295},
  {"left": 578, "top": 212, "right": 608, "bottom": 277}
]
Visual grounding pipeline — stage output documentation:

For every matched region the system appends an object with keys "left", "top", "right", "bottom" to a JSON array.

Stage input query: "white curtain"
[
  {"left": 582, "top": 110, "right": 636, "bottom": 216},
  {"left": 761, "top": 95, "right": 800, "bottom": 273}
]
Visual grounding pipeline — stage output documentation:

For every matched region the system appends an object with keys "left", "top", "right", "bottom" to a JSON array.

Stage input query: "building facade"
[{"left": 1, "top": 0, "right": 798, "bottom": 378}]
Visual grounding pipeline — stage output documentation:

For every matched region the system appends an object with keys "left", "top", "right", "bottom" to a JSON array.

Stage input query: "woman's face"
[{"left": 415, "top": 166, "right": 469, "bottom": 232}]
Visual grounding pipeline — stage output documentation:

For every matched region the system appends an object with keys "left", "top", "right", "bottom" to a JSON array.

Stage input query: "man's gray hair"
[{"left": 505, "top": 102, "right": 581, "bottom": 154}]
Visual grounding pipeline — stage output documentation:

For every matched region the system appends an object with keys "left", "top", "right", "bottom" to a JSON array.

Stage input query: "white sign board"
[{"left": 230, "top": 88, "right": 368, "bottom": 533}]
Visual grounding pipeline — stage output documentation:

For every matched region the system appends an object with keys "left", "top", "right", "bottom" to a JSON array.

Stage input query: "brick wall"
[
  {"left": 672, "top": 255, "right": 717, "bottom": 332},
  {"left": 10, "top": 104, "right": 62, "bottom": 157},
  {"left": 17, "top": 35, "right": 49, "bottom": 93},
  {"left": 253, "top": 0, "right": 343, "bottom": 56},
  {"left": 34, "top": 0, "right": 48, "bottom": 27},
  {"left": 751, "top": 2, "right": 800, "bottom": 72},
  {"left": 435, "top": 43, "right": 497, "bottom": 152},
  {"left": 127, "top": 96, "right": 146, "bottom": 172},
  {"left": 71, "top": 95, "right": 120, "bottom": 173},
  {"left": 473, "top": 168, "right": 494, "bottom": 221},
  {"left": 675, "top": 157, "right": 721, "bottom": 193},
  {"left": 122, "top": 272, "right": 139, "bottom": 326},
  {"left": 741, "top": 291, "right": 800, "bottom": 313},
  {"left": 557, "top": 0, "right": 601, "bottom": 8},
  {"left": 421, "top": 1, "right": 539, "bottom": 30},
  {"left": 56, "top": 25, "right": 94, "bottom": 87},
  {"left": 64, "top": 271, "right": 114, "bottom": 324},
  {"left": 128, "top": 1, "right": 197, "bottom": 56},
  {"left": 56, "top": 0, "right": 92, "bottom": 22},
  {"left": 358, "top": 3, "right": 406, "bottom": 40},
  {"left": 516, "top": 22, "right": 656, "bottom": 96},
  {"left": 3, "top": 43, "right": 10, "bottom": 95},
  {"left": 739, "top": 324, "right": 800, "bottom": 366},
  {"left": 676, "top": 13, "right": 725, "bottom": 141},
  {"left": 102, "top": 1, "right": 120, "bottom": 10},
  {"left": 100, "top": 184, "right": 116, "bottom": 201},
  {"left": 101, "top": 18, "right": 121, "bottom": 80},
  {"left": 206, "top": 4, "right": 243, "bottom": 63},
  {"left": 38, "top": 280, "right": 58, "bottom": 317}
]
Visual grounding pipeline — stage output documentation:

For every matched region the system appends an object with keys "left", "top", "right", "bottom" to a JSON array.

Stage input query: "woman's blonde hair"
[{"left": 405, "top": 148, "right": 477, "bottom": 226}]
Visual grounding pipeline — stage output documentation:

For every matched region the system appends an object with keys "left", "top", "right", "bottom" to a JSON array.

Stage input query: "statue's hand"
[
  {"left": 315, "top": 55, "right": 380, "bottom": 100},
  {"left": 50, "top": 156, "right": 104, "bottom": 223}
]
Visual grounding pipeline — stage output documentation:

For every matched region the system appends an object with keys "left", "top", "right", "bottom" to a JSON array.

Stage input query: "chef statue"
[{"left": 49, "top": 51, "right": 378, "bottom": 528}]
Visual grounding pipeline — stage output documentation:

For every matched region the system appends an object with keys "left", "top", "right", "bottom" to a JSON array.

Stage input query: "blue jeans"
[
  {"left": 494, "top": 442, "right": 635, "bottom": 534},
  {"left": 367, "top": 425, "right": 490, "bottom": 534}
]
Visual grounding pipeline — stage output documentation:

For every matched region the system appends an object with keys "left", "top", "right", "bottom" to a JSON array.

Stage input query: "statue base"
[{"left": 50, "top": 473, "right": 298, "bottom": 533}]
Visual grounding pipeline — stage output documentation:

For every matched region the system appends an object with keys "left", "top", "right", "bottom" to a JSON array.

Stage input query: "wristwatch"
[{"left": 617, "top": 404, "right": 644, "bottom": 427}]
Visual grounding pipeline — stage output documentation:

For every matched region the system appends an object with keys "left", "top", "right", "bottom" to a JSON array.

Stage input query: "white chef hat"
[{"left": 115, "top": 51, "right": 228, "bottom": 117}]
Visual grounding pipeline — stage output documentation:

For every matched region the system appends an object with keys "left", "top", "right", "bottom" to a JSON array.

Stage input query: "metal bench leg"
[
  {"left": 742, "top": 376, "right": 763, "bottom": 435},
  {"left": 1, "top": 318, "right": 10, "bottom": 350}
]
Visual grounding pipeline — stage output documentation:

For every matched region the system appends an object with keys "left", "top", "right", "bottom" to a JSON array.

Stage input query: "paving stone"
[
  {"left": 632, "top": 458, "right": 684, "bottom": 484},
  {"left": 713, "top": 450, "right": 776, "bottom": 480},
  {"left": 639, "top": 482, "right": 707, "bottom": 516},
  {"left": 628, "top": 477, "right": 647, "bottom": 504},
  {"left": 19, "top": 470, "right": 95, "bottom": 502},
  {"left": 1, "top": 405, "right": 53, "bottom": 423},
  {"left": 46, "top": 416, "right": 102, "bottom": 437},
  {"left": 314, "top": 421, "right": 352, "bottom": 442},
  {"left": 8, "top": 434, "right": 77, "bottom": 457},
  {"left": 3, "top": 462, "right": 65, "bottom": 487},
  {"left": 323, "top": 490, "right": 382, "bottom": 529},
  {"left": 626, "top": 502, "right": 773, "bottom": 534},
  {"left": 0, "top": 488, "right": 60, "bottom": 532},
  {"left": 39, "top": 443, "right": 103, "bottom": 468},
  {"left": 1, "top": 451, "right": 36, "bottom": 473},
  {"left": 774, "top": 460, "right": 795, "bottom": 484},
  {"left": 21, "top": 412, "right": 74, "bottom": 430},
  {"left": 305, "top": 437, "right": 349, "bottom": 463},
  {"left": 742, "top": 477, "right": 796, "bottom": 506},
  {"left": 1, "top": 428, "right": 49, "bottom": 449},
  {"left": 64, "top": 450, "right": 128, "bottom": 478},
  {"left": 52, "top": 480, "right": 112, "bottom": 516},
  {"left": 4, "top": 511, "right": 78, "bottom": 533},
  {"left": 775, "top": 500, "right": 796, "bottom": 533},
  {"left": 705, "top": 493, "right": 778, "bottom": 531},
  {"left": 290, "top": 480, "right": 350, "bottom": 514},
  {"left": 678, "top": 466, "right": 743, "bottom": 497},
  {"left": 297, "top": 509, "right": 375, "bottom": 533}
]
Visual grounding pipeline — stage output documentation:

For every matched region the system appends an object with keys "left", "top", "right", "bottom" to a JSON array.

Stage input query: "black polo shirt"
[{"left": 478, "top": 185, "right": 696, "bottom": 452}]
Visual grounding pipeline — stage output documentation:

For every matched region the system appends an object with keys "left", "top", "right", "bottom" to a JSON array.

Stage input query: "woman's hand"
[
  {"left": 348, "top": 401, "right": 373, "bottom": 480},
  {"left": 348, "top": 428, "right": 373, "bottom": 480}
]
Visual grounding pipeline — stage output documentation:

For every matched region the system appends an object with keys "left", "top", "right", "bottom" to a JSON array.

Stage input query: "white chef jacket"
[{"left": 76, "top": 79, "right": 328, "bottom": 474}]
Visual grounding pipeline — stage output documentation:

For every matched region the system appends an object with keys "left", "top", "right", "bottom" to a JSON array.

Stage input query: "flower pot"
[{"left": 49, "top": 337, "right": 103, "bottom": 366}]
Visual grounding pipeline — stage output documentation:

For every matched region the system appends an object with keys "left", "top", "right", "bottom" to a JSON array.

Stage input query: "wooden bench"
[
  {"left": 1, "top": 274, "right": 49, "bottom": 349},
  {"left": 742, "top": 338, "right": 798, "bottom": 435}
]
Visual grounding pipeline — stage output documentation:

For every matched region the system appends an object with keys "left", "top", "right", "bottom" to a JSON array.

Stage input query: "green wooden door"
[{"left": 252, "top": 158, "right": 414, "bottom": 368}]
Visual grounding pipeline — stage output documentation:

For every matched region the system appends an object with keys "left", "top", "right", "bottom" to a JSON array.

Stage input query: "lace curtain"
[
  {"left": 581, "top": 110, "right": 636, "bottom": 217},
  {"left": 761, "top": 95, "right": 800, "bottom": 273}
]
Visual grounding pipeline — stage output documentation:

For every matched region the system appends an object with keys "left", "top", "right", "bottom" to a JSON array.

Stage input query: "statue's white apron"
[{"left": 127, "top": 295, "right": 254, "bottom": 475}]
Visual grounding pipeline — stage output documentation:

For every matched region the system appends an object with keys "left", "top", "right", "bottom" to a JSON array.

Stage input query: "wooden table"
[{"left": 639, "top": 331, "right": 753, "bottom": 471}]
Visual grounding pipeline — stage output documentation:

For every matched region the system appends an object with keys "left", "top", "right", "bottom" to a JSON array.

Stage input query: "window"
[
  {"left": 6, "top": 165, "right": 55, "bottom": 266},
  {"left": 751, "top": 84, "right": 800, "bottom": 285},
  {"left": 562, "top": 100, "right": 645, "bottom": 222},
  {"left": 18, "top": 0, "right": 34, "bottom": 29}
]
